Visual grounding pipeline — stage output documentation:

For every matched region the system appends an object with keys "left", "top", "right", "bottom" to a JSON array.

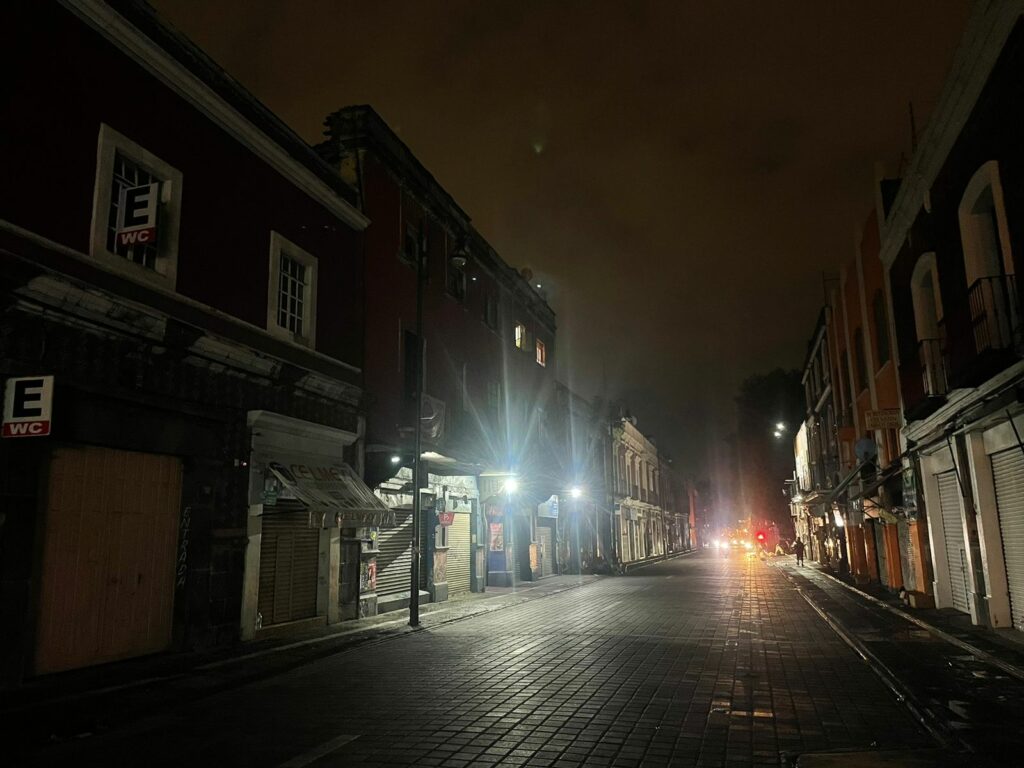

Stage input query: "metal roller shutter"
[
  {"left": 376, "top": 509, "right": 413, "bottom": 597},
  {"left": 992, "top": 448, "right": 1024, "bottom": 630},
  {"left": 447, "top": 513, "right": 471, "bottom": 596},
  {"left": 538, "top": 525, "right": 554, "bottom": 577},
  {"left": 874, "top": 521, "right": 889, "bottom": 587},
  {"left": 938, "top": 470, "right": 970, "bottom": 614},
  {"left": 898, "top": 521, "right": 917, "bottom": 592},
  {"left": 259, "top": 508, "right": 319, "bottom": 626}
]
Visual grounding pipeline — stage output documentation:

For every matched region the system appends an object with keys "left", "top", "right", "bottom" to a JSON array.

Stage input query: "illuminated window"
[
  {"left": 267, "top": 231, "right": 317, "bottom": 347},
  {"left": 535, "top": 339, "right": 547, "bottom": 367},
  {"left": 90, "top": 124, "right": 182, "bottom": 288},
  {"left": 514, "top": 323, "right": 526, "bottom": 349}
]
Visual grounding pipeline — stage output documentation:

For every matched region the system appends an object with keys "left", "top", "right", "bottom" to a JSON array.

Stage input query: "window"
[
  {"left": 514, "top": 323, "right": 527, "bottom": 349},
  {"left": 959, "top": 161, "right": 1013, "bottom": 287},
  {"left": 402, "top": 223, "right": 422, "bottom": 265},
  {"left": 487, "top": 380, "right": 502, "bottom": 420},
  {"left": 267, "top": 232, "right": 318, "bottom": 347},
  {"left": 90, "top": 124, "right": 183, "bottom": 288},
  {"left": 484, "top": 292, "right": 498, "bottom": 330},
  {"left": 853, "top": 328, "right": 868, "bottom": 393},
  {"left": 535, "top": 339, "right": 547, "bottom": 367},
  {"left": 872, "top": 290, "right": 890, "bottom": 368},
  {"left": 446, "top": 259, "right": 466, "bottom": 302},
  {"left": 434, "top": 518, "right": 450, "bottom": 549}
]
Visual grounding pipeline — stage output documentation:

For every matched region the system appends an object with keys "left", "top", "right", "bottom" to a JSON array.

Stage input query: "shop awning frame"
[{"left": 267, "top": 461, "right": 397, "bottom": 528}]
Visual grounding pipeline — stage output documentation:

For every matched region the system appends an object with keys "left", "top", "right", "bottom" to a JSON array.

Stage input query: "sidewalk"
[
  {"left": 770, "top": 556, "right": 1024, "bottom": 766},
  {"left": 1, "top": 573, "right": 600, "bottom": 749}
]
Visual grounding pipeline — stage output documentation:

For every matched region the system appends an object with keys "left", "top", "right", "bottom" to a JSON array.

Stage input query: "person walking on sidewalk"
[{"left": 794, "top": 537, "right": 805, "bottom": 566}]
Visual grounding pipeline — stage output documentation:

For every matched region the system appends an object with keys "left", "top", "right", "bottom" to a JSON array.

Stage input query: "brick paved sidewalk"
[
  {"left": 1, "top": 574, "right": 601, "bottom": 749},
  {"left": 774, "top": 558, "right": 1024, "bottom": 766},
  {"left": 19, "top": 553, "right": 934, "bottom": 767}
]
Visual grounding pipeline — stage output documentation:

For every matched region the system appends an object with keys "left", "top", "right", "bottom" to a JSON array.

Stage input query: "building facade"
[
  {"left": 318, "top": 106, "right": 560, "bottom": 606},
  {"left": 608, "top": 413, "right": 667, "bottom": 566},
  {"left": 883, "top": 5, "right": 1024, "bottom": 630},
  {"left": 1, "top": 0, "right": 393, "bottom": 683}
]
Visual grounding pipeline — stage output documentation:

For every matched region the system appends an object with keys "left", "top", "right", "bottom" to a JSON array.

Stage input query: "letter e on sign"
[
  {"left": 2, "top": 376, "right": 54, "bottom": 438},
  {"left": 116, "top": 182, "right": 159, "bottom": 247}
]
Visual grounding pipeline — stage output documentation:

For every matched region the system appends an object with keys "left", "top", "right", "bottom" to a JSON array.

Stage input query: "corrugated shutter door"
[
  {"left": 447, "top": 513, "right": 471, "bottom": 596},
  {"left": 376, "top": 510, "right": 413, "bottom": 597},
  {"left": 539, "top": 526, "right": 554, "bottom": 577},
  {"left": 992, "top": 448, "right": 1024, "bottom": 630},
  {"left": 259, "top": 508, "right": 319, "bottom": 625},
  {"left": 898, "top": 521, "right": 917, "bottom": 592},
  {"left": 874, "top": 521, "right": 889, "bottom": 587},
  {"left": 938, "top": 470, "right": 970, "bottom": 614}
]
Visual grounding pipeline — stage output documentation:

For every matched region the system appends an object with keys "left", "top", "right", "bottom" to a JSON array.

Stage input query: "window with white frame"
[
  {"left": 535, "top": 339, "right": 547, "bottom": 367},
  {"left": 90, "top": 124, "right": 183, "bottom": 288},
  {"left": 267, "top": 231, "right": 318, "bottom": 347}
]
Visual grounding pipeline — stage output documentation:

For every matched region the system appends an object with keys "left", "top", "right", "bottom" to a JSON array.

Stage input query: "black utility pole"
[{"left": 409, "top": 230, "right": 425, "bottom": 627}]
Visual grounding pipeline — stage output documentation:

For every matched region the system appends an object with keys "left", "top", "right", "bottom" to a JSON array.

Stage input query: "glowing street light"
[
  {"left": 570, "top": 486, "right": 582, "bottom": 499},
  {"left": 504, "top": 477, "right": 519, "bottom": 494},
  {"left": 776, "top": 422, "right": 786, "bottom": 431}
]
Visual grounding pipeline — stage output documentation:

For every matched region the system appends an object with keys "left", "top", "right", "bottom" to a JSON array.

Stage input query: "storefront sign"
[
  {"left": 2, "top": 375, "right": 54, "bottom": 438},
  {"left": 437, "top": 511, "right": 455, "bottom": 526},
  {"left": 865, "top": 409, "right": 901, "bottom": 430},
  {"left": 538, "top": 494, "right": 559, "bottom": 518},
  {"left": 116, "top": 182, "right": 159, "bottom": 246}
]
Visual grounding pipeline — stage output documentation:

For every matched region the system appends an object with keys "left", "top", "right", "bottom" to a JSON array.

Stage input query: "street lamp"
[
  {"left": 776, "top": 422, "right": 786, "bottom": 431},
  {"left": 504, "top": 477, "right": 519, "bottom": 494},
  {"left": 570, "top": 486, "right": 582, "bottom": 499}
]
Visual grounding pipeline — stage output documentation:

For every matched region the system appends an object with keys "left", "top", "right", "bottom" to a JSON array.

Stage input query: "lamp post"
[
  {"left": 570, "top": 486, "right": 582, "bottom": 573},
  {"left": 409, "top": 229, "right": 427, "bottom": 628}
]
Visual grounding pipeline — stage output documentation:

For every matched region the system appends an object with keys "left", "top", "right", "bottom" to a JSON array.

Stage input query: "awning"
[{"left": 267, "top": 461, "right": 396, "bottom": 527}]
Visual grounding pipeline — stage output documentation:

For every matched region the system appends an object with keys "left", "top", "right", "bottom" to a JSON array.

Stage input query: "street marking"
[{"left": 278, "top": 733, "right": 359, "bottom": 767}]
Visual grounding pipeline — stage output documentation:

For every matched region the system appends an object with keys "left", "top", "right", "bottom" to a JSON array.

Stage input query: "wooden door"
[{"left": 35, "top": 446, "right": 182, "bottom": 674}]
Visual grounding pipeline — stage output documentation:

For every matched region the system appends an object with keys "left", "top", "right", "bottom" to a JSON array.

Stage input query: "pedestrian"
[{"left": 794, "top": 537, "right": 805, "bottom": 566}]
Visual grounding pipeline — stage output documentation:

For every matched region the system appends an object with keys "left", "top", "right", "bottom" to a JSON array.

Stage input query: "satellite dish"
[{"left": 855, "top": 437, "right": 878, "bottom": 462}]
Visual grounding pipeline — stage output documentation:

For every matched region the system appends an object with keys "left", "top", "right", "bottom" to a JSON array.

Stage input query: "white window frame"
[
  {"left": 89, "top": 123, "right": 183, "bottom": 289},
  {"left": 267, "top": 231, "right": 318, "bottom": 348},
  {"left": 959, "top": 160, "right": 1014, "bottom": 286}
]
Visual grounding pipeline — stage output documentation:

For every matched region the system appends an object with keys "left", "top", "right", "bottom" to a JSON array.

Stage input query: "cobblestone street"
[{"left": 18, "top": 553, "right": 940, "bottom": 767}]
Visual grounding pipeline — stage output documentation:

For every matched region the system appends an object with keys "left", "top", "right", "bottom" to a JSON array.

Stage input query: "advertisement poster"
[{"left": 489, "top": 522, "right": 504, "bottom": 551}]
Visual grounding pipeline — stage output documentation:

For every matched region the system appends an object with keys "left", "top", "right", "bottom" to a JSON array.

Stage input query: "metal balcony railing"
[
  {"left": 918, "top": 337, "right": 948, "bottom": 397},
  {"left": 969, "top": 274, "right": 1019, "bottom": 354}
]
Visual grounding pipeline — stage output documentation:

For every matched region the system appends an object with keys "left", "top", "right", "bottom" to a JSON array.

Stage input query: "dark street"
[{"left": 17, "top": 553, "right": 973, "bottom": 767}]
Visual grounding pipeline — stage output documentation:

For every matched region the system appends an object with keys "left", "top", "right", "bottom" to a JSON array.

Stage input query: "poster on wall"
[{"left": 489, "top": 522, "right": 504, "bottom": 551}]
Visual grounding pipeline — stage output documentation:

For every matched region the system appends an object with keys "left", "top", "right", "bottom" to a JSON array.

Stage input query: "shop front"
[{"left": 241, "top": 411, "right": 394, "bottom": 639}]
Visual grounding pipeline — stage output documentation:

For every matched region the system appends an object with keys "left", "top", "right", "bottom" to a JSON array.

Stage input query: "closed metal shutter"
[
  {"left": 938, "top": 470, "right": 970, "bottom": 614},
  {"left": 874, "top": 521, "right": 889, "bottom": 587},
  {"left": 538, "top": 525, "right": 554, "bottom": 577},
  {"left": 447, "top": 513, "right": 471, "bottom": 596},
  {"left": 259, "top": 508, "right": 319, "bottom": 626},
  {"left": 992, "top": 448, "right": 1024, "bottom": 630},
  {"left": 898, "top": 521, "right": 917, "bottom": 592},
  {"left": 376, "top": 509, "right": 413, "bottom": 597}
]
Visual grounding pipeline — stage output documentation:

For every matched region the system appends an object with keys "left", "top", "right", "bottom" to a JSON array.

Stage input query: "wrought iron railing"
[
  {"left": 968, "top": 274, "right": 1018, "bottom": 354},
  {"left": 918, "top": 337, "right": 948, "bottom": 397}
]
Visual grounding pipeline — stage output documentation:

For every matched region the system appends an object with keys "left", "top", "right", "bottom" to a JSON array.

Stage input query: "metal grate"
[
  {"left": 992, "top": 448, "right": 1024, "bottom": 630},
  {"left": 277, "top": 254, "right": 306, "bottom": 336},
  {"left": 107, "top": 152, "right": 159, "bottom": 269}
]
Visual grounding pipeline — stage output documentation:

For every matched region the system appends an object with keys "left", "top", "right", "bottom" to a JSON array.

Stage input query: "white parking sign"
[{"left": 2, "top": 376, "right": 54, "bottom": 438}]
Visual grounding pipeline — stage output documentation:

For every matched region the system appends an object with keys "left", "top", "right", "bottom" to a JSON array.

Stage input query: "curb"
[
  {"left": 2, "top": 576, "right": 603, "bottom": 715},
  {"left": 809, "top": 563, "right": 1024, "bottom": 684},
  {"left": 774, "top": 565, "right": 963, "bottom": 753}
]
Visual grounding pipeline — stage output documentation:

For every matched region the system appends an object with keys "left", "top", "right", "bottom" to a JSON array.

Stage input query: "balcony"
[
  {"left": 969, "top": 275, "right": 1019, "bottom": 355},
  {"left": 918, "top": 337, "right": 948, "bottom": 397}
]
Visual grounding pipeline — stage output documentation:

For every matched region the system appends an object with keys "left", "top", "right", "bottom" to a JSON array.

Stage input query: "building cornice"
[
  {"left": 880, "top": 3, "right": 1023, "bottom": 268},
  {"left": 61, "top": 0, "right": 369, "bottom": 231}
]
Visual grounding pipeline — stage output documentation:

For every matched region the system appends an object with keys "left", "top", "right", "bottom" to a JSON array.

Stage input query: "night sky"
[{"left": 152, "top": 0, "right": 969, "bottom": 471}]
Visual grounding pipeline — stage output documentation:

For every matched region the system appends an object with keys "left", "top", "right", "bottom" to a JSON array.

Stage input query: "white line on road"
[{"left": 278, "top": 734, "right": 360, "bottom": 767}]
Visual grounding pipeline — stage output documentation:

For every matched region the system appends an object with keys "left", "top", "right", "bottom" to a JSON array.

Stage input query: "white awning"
[{"left": 267, "top": 461, "right": 396, "bottom": 528}]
